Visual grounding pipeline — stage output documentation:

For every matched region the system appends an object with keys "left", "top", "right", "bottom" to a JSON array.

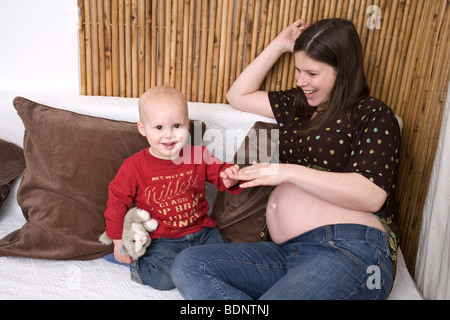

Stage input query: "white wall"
[{"left": 0, "top": 0, "right": 79, "bottom": 94}]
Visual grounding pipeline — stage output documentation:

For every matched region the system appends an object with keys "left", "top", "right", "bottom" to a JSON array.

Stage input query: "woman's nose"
[{"left": 296, "top": 73, "right": 308, "bottom": 87}]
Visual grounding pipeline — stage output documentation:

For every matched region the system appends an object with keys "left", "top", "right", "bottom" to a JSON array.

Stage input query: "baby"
[{"left": 103, "top": 86, "right": 241, "bottom": 290}]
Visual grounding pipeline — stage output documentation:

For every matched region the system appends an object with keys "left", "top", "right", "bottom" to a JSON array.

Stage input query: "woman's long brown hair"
[{"left": 293, "top": 18, "right": 370, "bottom": 136}]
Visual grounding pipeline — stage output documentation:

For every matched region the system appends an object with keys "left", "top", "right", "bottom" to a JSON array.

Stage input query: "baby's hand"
[
  {"left": 220, "top": 164, "right": 240, "bottom": 188},
  {"left": 113, "top": 239, "right": 134, "bottom": 264}
]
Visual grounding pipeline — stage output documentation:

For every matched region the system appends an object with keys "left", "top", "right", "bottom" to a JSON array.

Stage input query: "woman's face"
[{"left": 294, "top": 51, "right": 337, "bottom": 108}]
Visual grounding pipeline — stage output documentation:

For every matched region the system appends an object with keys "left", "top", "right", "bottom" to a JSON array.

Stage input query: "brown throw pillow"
[
  {"left": 211, "top": 121, "right": 279, "bottom": 243},
  {"left": 0, "top": 97, "right": 204, "bottom": 260},
  {"left": 0, "top": 140, "right": 26, "bottom": 209}
]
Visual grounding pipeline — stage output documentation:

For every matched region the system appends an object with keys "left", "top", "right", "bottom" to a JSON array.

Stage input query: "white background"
[{"left": 0, "top": 0, "right": 79, "bottom": 94}]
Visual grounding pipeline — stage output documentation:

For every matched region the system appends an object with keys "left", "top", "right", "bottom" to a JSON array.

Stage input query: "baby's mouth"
[{"left": 162, "top": 141, "right": 177, "bottom": 148}]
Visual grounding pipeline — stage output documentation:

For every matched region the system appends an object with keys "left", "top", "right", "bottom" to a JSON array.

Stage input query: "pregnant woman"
[{"left": 171, "top": 18, "right": 401, "bottom": 300}]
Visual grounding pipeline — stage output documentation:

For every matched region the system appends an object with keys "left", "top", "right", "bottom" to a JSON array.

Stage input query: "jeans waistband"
[{"left": 282, "top": 224, "right": 390, "bottom": 254}]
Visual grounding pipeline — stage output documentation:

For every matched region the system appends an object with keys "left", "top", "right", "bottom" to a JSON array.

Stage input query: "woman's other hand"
[{"left": 275, "top": 19, "right": 308, "bottom": 53}]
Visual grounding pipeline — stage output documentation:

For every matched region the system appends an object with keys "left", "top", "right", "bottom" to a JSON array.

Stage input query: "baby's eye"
[
  {"left": 174, "top": 124, "right": 181, "bottom": 129},
  {"left": 156, "top": 125, "right": 163, "bottom": 130}
]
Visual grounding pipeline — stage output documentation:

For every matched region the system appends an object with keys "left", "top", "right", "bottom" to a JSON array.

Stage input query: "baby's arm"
[
  {"left": 220, "top": 164, "right": 240, "bottom": 188},
  {"left": 104, "top": 158, "right": 137, "bottom": 264}
]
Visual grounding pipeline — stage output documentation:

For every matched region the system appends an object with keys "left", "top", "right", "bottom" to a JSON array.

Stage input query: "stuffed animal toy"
[{"left": 99, "top": 207, "right": 158, "bottom": 259}]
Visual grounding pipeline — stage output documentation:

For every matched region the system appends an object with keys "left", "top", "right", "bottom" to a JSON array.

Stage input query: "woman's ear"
[{"left": 137, "top": 122, "right": 146, "bottom": 136}]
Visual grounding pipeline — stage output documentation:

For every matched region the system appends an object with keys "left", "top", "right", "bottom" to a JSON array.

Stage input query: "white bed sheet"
[
  {"left": 0, "top": 178, "right": 183, "bottom": 300},
  {"left": 0, "top": 179, "right": 423, "bottom": 300},
  {"left": 0, "top": 91, "right": 423, "bottom": 300}
]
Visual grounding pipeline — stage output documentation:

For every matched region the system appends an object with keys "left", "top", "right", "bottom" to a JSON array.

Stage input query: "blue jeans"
[
  {"left": 171, "top": 224, "right": 393, "bottom": 300},
  {"left": 104, "top": 227, "right": 227, "bottom": 290}
]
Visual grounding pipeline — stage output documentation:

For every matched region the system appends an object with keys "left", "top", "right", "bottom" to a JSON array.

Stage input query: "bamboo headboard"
[{"left": 78, "top": 0, "right": 450, "bottom": 275}]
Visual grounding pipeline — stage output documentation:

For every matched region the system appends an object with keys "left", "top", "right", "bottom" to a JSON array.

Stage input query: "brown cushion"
[
  {"left": 211, "top": 121, "right": 279, "bottom": 243},
  {"left": 0, "top": 140, "right": 25, "bottom": 209},
  {"left": 0, "top": 97, "right": 204, "bottom": 260}
]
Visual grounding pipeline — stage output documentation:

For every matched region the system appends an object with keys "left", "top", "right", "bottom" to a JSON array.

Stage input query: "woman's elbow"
[
  {"left": 225, "top": 91, "right": 233, "bottom": 104},
  {"left": 225, "top": 90, "right": 240, "bottom": 109},
  {"left": 367, "top": 188, "right": 388, "bottom": 213}
]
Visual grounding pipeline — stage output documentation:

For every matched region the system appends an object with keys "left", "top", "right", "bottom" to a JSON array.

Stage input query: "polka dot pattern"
[
  {"left": 268, "top": 89, "right": 402, "bottom": 258},
  {"left": 269, "top": 90, "right": 400, "bottom": 192}
]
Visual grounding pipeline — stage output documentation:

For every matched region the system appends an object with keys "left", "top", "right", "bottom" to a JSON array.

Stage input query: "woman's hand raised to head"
[
  {"left": 275, "top": 19, "right": 308, "bottom": 53},
  {"left": 226, "top": 19, "right": 308, "bottom": 118}
]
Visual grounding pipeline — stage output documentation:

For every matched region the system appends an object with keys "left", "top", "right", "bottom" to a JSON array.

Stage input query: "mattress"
[
  {"left": 0, "top": 179, "right": 183, "bottom": 299},
  {"left": 0, "top": 186, "right": 424, "bottom": 300},
  {"left": 0, "top": 91, "right": 423, "bottom": 300}
]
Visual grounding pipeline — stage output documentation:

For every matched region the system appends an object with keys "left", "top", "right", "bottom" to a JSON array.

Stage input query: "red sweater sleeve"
[{"left": 104, "top": 158, "right": 137, "bottom": 239}]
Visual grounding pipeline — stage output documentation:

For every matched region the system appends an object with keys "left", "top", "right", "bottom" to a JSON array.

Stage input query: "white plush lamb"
[{"left": 99, "top": 207, "right": 158, "bottom": 259}]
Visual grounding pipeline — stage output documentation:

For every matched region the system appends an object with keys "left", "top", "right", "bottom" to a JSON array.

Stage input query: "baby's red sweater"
[{"left": 104, "top": 145, "right": 241, "bottom": 240}]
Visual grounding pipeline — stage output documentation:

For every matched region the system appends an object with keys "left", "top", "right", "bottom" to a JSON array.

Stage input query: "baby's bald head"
[{"left": 138, "top": 86, "right": 188, "bottom": 122}]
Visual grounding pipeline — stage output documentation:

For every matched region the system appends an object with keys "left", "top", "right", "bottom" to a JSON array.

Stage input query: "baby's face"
[{"left": 138, "top": 95, "right": 189, "bottom": 160}]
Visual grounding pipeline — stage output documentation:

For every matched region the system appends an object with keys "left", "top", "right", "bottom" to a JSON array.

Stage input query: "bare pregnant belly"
[{"left": 265, "top": 182, "right": 386, "bottom": 244}]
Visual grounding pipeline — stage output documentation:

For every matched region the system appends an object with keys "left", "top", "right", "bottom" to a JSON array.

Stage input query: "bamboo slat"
[
  {"left": 124, "top": 0, "right": 132, "bottom": 96},
  {"left": 138, "top": 0, "right": 145, "bottom": 96},
  {"left": 181, "top": 0, "right": 191, "bottom": 99},
  {"left": 218, "top": 0, "right": 234, "bottom": 103},
  {"left": 249, "top": 0, "right": 259, "bottom": 64},
  {"left": 78, "top": 0, "right": 450, "bottom": 275},
  {"left": 379, "top": 0, "right": 404, "bottom": 102},
  {"left": 229, "top": 0, "right": 243, "bottom": 87},
  {"left": 169, "top": 0, "right": 178, "bottom": 89},
  {"left": 111, "top": 0, "right": 119, "bottom": 96},
  {"left": 131, "top": 0, "right": 138, "bottom": 97},
  {"left": 265, "top": 0, "right": 280, "bottom": 91},
  {"left": 368, "top": 0, "right": 390, "bottom": 95},
  {"left": 97, "top": 0, "right": 106, "bottom": 96},
  {"left": 104, "top": 0, "right": 112, "bottom": 96},
  {"left": 144, "top": 0, "right": 151, "bottom": 91},
  {"left": 284, "top": 0, "right": 298, "bottom": 90},
  {"left": 175, "top": 0, "right": 183, "bottom": 91},
  {"left": 84, "top": 0, "right": 92, "bottom": 96},
  {"left": 78, "top": 0, "right": 87, "bottom": 95},
  {"left": 354, "top": 0, "right": 366, "bottom": 35},
  {"left": 91, "top": 1, "right": 99, "bottom": 95},
  {"left": 197, "top": 0, "right": 209, "bottom": 102},
  {"left": 236, "top": 0, "right": 249, "bottom": 83},
  {"left": 191, "top": 0, "right": 201, "bottom": 101},
  {"left": 163, "top": 0, "right": 171, "bottom": 87},
  {"left": 257, "top": 0, "right": 269, "bottom": 57},
  {"left": 210, "top": 0, "right": 223, "bottom": 103},
  {"left": 157, "top": 0, "right": 164, "bottom": 86},
  {"left": 119, "top": 0, "right": 126, "bottom": 96}
]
